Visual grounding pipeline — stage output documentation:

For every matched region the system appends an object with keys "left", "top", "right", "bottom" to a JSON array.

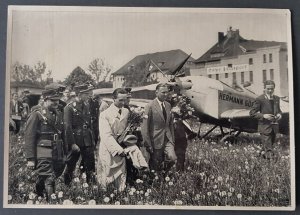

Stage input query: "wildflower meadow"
[{"left": 7, "top": 124, "right": 291, "bottom": 207}]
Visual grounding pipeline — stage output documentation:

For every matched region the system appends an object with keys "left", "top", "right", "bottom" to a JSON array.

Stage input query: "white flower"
[
  {"left": 145, "top": 192, "right": 149, "bottom": 197},
  {"left": 35, "top": 201, "right": 40, "bottom": 205},
  {"left": 220, "top": 191, "right": 227, "bottom": 197},
  {"left": 83, "top": 183, "right": 89, "bottom": 188},
  {"left": 195, "top": 194, "right": 201, "bottom": 200},
  {"left": 217, "top": 176, "right": 223, "bottom": 182},
  {"left": 154, "top": 176, "right": 159, "bottom": 180},
  {"left": 229, "top": 187, "right": 235, "bottom": 192},
  {"left": 137, "top": 201, "right": 143, "bottom": 205},
  {"left": 181, "top": 191, "right": 186, "bottom": 195},
  {"left": 81, "top": 173, "right": 87, "bottom": 179},
  {"left": 74, "top": 177, "right": 80, "bottom": 183},
  {"left": 247, "top": 197, "right": 253, "bottom": 201},
  {"left": 103, "top": 197, "right": 110, "bottom": 203},
  {"left": 274, "top": 188, "right": 280, "bottom": 194},
  {"left": 165, "top": 176, "right": 170, "bottom": 182},
  {"left": 136, "top": 191, "right": 140, "bottom": 195},
  {"left": 174, "top": 200, "right": 183, "bottom": 205},
  {"left": 140, "top": 190, "right": 144, "bottom": 195},
  {"left": 8, "top": 195, "right": 12, "bottom": 201},
  {"left": 28, "top": 192, "right": 36, "bottom": 200},
  {"left": 63, "top": 199, "right": 73, "bottom": 205},
  {"left": 129, "top": 191, "right": 134, "bottom": 196},
  {"left": 136, "top": 179, "right": 142, "bottom": 184},
  {"left": 51, "top": 193, "right": 57, "bottom": 200},
  {"left": 213, "top": 185, "right": 218, "bottom": 189},
  {"left": 207, "top": 192, "right": 212, "bottom": 196},
  {"left": 58, "top": 191, "right": 64, "bottom": 198},
  {"left": 114, "top": 201, "right": 120, "bottom": 205},
  {"left": 26, "top": 200, "right": 33, "bottom": 205},
  {"left": 147, "top": 189, "right": 152, "bottom": 193},
  {"left": 130, "top": 187, "right": 136, "bottom": 193},
  {"left": 88, "top": 200, "right": 96, "bottom": 205},
  {"left": 168, "top": 181, "right": 173, "bottom": 186},
  {"left": 110, "top": 193, "right": 115, "bottom": 198},
  {"left": 228, "top": 192, "right": 232, "bottom": 197},
  {"left": 237, "top": 194, "right": 242, "bottom": 199}
]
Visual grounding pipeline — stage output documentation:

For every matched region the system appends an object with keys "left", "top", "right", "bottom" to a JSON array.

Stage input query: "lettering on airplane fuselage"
[{"left": 219, "top": 92, "right": 254, "bottom": 107}]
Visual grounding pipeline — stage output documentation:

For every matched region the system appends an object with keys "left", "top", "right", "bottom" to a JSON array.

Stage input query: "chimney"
[{"left": 218, "top": 32, "right": 225, "bottom": 44}]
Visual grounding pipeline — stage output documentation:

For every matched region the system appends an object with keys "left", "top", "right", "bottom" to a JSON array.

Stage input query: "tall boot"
[
  {"left": 45, "top": 185, "right": 54, "bottom": 201},
  {"left": 35, "top": 179, "right": 45, "bottom": 197}
]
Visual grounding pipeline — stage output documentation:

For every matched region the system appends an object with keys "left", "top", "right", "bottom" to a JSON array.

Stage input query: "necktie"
[
  {"left": 161, "top": 102, "right": 167, "bottom": 120},
  {"left": 118, "top": 108, "right": 122, "bottom": 116}
]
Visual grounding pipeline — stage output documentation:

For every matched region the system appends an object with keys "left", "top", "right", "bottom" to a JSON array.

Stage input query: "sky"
[{"left": 9, "top": 7, "right": 290, "bottom": 81}]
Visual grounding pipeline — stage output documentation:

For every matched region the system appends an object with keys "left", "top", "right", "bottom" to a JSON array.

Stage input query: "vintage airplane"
[{"left": 93, "top": 75, "right": 290, "bottom": 142}]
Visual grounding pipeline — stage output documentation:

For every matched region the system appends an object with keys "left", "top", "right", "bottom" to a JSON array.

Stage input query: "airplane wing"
[{"left": 220, "top": 109, "right": 251, "bottom": 119}]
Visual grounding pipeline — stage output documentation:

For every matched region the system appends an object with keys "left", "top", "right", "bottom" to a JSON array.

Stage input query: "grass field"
[{"left": 7, "top": 124, "right": 291, "bottom": 207}]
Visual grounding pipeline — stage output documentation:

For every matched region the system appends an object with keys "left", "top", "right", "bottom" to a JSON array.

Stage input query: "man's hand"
[
  {"left": 275, "top": 113, "right": 282, "bottom": 121},
  {"left": 263, "top": 114, "right": 275, "bottom": 121},
  {"left": 117, "top": 149, "right": 126, "bottom": 157},
  {"left": 71, "top": 144, "right": 80, "bottom": 153},
  {"left": 27, "top": 161, "right": 35, "bottom": 170}
]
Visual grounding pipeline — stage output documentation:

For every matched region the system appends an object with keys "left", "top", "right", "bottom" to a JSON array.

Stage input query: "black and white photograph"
[{"left": 3, "top": 6, "right": 295, "bottom": 210}]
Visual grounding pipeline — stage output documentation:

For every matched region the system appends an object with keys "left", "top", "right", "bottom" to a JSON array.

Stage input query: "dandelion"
[
  {"left": 174, "top": 200, "right": 183, "bottom": 205},
  {"left": 83, "top": 183, "right": 89, "bottom": 188},
  {"left": 88, "top": 200, "right": 96, "bottom": 205},
  {"left": 28, "top": 192, "right": 36, "bottom": 200},
  {"left": 63, "top": 199, "right": 73, "bottom": 205},
  {"left": 51, "top": 193, "right": 57, "bottom": 200},
  {"left": 8, "top": 195, "right": 12, "bottom": 201},
  {"left": 115, "top": 201, "right": 120, "bottom": 205},
  {"left": 237, "top": 194, "right": 242, "bottom": 199},
  {"left": 26, "top": 200, "right": 34, "bottom": 205},
  {"left": 103, "top": 197, "right": 110, "bottom": 203},
  {"left": 168, "top": 181, "right": 173, "bottom": 186},
  {"left": 58, "top": 191, "right": 63, "bottom": 198},
  {"left": 165, "top": 176, "right": 170, "bottom": 182}
]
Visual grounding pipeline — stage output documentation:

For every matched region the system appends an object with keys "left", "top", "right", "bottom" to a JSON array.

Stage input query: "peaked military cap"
[
  {"left": 45, "top": 83, "right": 66, "bottom": 92},
  {"left": 74, "top": 83, "right": 94, "bottom": 94},
  {"left": 42, "top": 83, "right": 63, "bottom": 100}
]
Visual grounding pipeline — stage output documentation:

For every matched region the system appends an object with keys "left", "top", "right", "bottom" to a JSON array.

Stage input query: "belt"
[{"left": 39, "top": 133, "right": 59, "bottom": 141}]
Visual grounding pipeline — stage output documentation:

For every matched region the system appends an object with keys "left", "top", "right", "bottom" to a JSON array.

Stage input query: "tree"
[
  {"left": 88, "top": 58, "right": 112, "bottom": 84},
  {"left": 64, "top": 66, "right": 95, "bottom": 87},
  {"left": 123, "top": 60, "right": 157, "bottom": 87},
  {"left": 34, "top": 61, "right": 47, "bottom": 82}
]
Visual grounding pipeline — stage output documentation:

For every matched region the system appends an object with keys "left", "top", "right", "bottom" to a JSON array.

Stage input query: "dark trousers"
[
  {"left": 35, "top": 159, "right": 64, "bottom": 197},
  {"left": 12, "top": 119, "right": 21, "bottom": 134},
  {"left": 261, "top": 130, "right": 276, "bottom": 151},
  {"left": 174, "top": 137, "right": 188, "bottom": 171},
  {"left": 65, "top": 145, "right": 95, "bottom": 184}
]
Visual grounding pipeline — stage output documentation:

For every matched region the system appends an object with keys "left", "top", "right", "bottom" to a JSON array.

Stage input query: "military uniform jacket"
[
  {"left": 64, "top": 100, "right": 94, "bottom": 149},
  {"left": 24, "top": 107, "right": 64, "bottom": 160},
  {"left": 250, "top": 94, "right": 282, "bottom": 134}
]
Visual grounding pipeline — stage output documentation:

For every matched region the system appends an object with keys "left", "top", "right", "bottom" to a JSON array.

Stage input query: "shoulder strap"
[{"left": 35, "top": 109, "right": 62, "bottom": 134}]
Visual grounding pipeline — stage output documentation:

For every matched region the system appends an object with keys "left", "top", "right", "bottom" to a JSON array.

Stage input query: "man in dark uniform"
[
  {"left": 10, "top": 92, "right": 24, "bottom": 134},
  {"left": 24, "top": 85, "right": 66, "bottom": 198},
  {"left": 63, "top": 84, "right": 96, "bottom": 185},
  {"left": 88, "top": 94, "right": 100, "bottom": 146},
  {"left": 250, "top": 80, "right": 282, "bottom": 159}
]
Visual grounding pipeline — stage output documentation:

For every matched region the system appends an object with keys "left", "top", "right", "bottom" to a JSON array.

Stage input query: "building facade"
[
  {"left": 112, "top": 49, "right": 195, "bottom": 88},
  {"left": 192, "top": 28, "right": 288, "bottom": 97}
]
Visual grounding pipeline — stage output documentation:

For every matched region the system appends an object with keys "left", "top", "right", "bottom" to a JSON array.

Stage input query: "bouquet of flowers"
[{"left": 170, "top": 94, "right": 196, "bottom": 120}]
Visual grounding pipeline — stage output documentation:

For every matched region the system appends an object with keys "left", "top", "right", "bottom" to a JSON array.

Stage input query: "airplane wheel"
[{"left": 219, "top": 134, "right": 235, "bottom": 144}]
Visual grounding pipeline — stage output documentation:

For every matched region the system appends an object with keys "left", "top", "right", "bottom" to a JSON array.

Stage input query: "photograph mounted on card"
[{"left": 3, "top": 6, "right": 295, "bottom": 210}]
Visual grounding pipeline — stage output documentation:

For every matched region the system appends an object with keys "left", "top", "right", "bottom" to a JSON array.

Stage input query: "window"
[
  {"left": 208, "top": 74, "right": 212, "bottom": 78},
  {"left": 249, "top": 58, "right": 253, "bottom": 65},
  {"left": 241, "top": 72, "right": 244, "bottom": 84},
  {"left": 263, "top": 54, "right": 266, "bottom": 63},
  {"left": 270, "top": 69, "right": 274, "bottom": 80},
  {"left": 225, "top": 73, "right": 228, "bottom": 78},
  {"left": 228, "top": 64, "right": 233, "bottom": 68},
  {"left": 233, "top": 72, "right": 236, "bottom": 82},
  {"left": 249, "top": 71, "right": 253, "bottom": 83},
  {"left": 216, "top": 74, "right": 219, "bottom": 80},
  {"left": 263, "top": 70, "right": 267, "bottom": 82},
  {"left": 269, "top": 53, "right": 273, "bottom": 63}
]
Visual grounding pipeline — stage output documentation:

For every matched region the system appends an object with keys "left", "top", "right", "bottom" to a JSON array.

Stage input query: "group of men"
[{"left": 14, "top": 78, "right": 282, "bottom": 200}]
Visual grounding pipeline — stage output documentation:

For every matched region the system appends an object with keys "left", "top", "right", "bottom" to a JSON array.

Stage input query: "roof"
[
  {"left": 113, "top": 49, "right": 195, "bottom": 76},
  {"left": 10, "top": 81, "right": 44, "bottom": 89},
  {"left": 194, "top": 29, "right": 287, "bottom": 63}
]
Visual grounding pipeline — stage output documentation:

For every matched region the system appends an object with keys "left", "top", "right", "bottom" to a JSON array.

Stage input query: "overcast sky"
[{"left": 9, "top": 7, "right": 290, "bottom": 81}]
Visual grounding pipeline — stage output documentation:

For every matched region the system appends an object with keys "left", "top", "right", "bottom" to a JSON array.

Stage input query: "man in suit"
[
  {"left": 96, "top": 88, "right": 129, "bottom": 191},
  {"left": 250, "top": 80, "right": 282, "bottom": 158},
  {"left": 141, "top": 83, "right": 177, "bottom": 172}
]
